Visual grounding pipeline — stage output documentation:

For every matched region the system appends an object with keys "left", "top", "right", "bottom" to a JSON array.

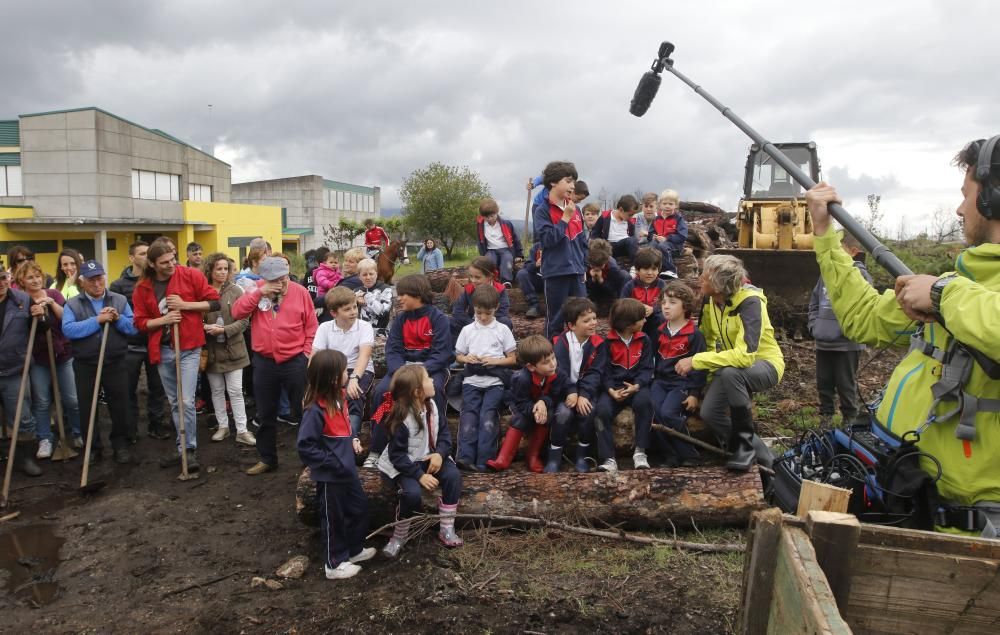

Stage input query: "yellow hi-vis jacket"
[
  {"left": 815, "top": 230, "right": 1000, "bottom": 512},
  {"left": 692, "top": 284, "right": 785, "bottom": 381}
]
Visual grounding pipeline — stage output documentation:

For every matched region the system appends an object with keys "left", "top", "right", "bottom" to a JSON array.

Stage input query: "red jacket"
[
  {"left": 365, "top": 226, "right": 390, "bottom": 250},
  {"left": 231, "top": 280, "right": 318, "bottom": 363},
  {"left": 133, "top": 266, "right": 221, "bottom": 364}
]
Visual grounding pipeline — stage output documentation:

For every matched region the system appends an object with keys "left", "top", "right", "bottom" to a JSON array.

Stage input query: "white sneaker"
[
  {"left": 349, "top": 547, "right": 376, "bottom": 563},
  {"left": 633, "top": 450, "right": 650, "bottom": 470},
  {"left": 36, "top": 439, "right": 53, "bottom": 460},
  {"left": 235, "top": 430, "right": 256, "bottom": 446},
  {"left": 324, "top": 561, "right": 361, "bottom": 580},
  {"left": 362, "top": 453, "right": 379, "bottom": 469},
  {"left": 211, "top": 426, "right": 230, "bottom": 442},
  {"left": 597, "top": 458, "right": 619, "bottom": 474}
]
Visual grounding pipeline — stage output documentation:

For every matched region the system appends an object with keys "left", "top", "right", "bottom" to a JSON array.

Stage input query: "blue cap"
[{"left": 80, "top": 260, "right": 106, "bottom": 278}]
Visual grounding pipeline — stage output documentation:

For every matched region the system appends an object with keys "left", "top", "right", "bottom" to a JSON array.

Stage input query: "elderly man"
[
  {"left": 233, "top": 256, "right": 318, "bottom": 475},
  {"left": 63, "top": 260, "right": 138, "bottom": 464},
  {"left": 0, "top": 267, "right": 42, "bottom": 476}
]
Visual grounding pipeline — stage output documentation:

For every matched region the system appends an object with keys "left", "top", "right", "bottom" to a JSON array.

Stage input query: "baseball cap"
[
  {"left": 80, "top": 260, "right": 106, "bottom": 278},
  {"left": 259, "top": 257, "right": 290, "bottom": 281}
]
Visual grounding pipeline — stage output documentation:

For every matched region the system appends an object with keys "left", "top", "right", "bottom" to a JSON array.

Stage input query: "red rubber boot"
[
  {"left": 526, "top": 426, "right": 548, "bottom": 473},
  {"left": 486, "top": 428, "right": 524, "bottom": 472}
]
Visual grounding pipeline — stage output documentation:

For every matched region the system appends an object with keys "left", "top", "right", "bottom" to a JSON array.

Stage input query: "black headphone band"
[
  {"left": 975, "top": 135, "right": 1000, "bottom": 183},
  {"left": 974, "top": 135, "right": 1000, "bottom": 220}
]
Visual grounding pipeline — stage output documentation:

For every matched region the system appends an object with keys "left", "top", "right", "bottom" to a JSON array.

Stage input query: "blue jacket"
[
  {"left": 510, "top": 367, "right": 568, "bottom": 421},
  {"left": 533, "top": 199, "right": 588, "bottom": 279},
  {"left": 650, "top": 214, "right": 689, "bottom": 253},
  {"left": 297, "top": 401, "right": 359, "bottom": 483},
  {"left": 477, "top": 217, "right": 524, "bottom": 259},
  {"left": 450, "top": 281, "right": 513, "bottom": 340},
  {"left": 385, "top": 304, "right": 453, "bottom": 375},
  {"left": 522, "top": 243, "right": 542, "bottom": 277},
  {"left": 336, "top": 275, "right": 364, "bottom": 291},
  {"left": 654, "top": 319, "right": 707, "bottom": 394},
  {"left": 416, "top": 246, "right": 445, "bottom": 272},
  {"left": 590, "top": 210, "right": 636, "bottom": 241},
  {"left": 602, "top": 329, "right": 654, "bottom": 390},
  {"left": 621, "top": 279, "right": 666, "bottom": 322},
  {"left": 0, "top": 288, "right": 33, "bottom": 378},
  {"left": 387, "top": 402, "right": 453, "bottom": 480},
  {"left": 587, "top": 262, "right": 631, "bottom": 296},
  {"left": 552, "top": 331, "right": 606, "bottom": 401},
  {"left": 530, "top": 175, "right": 547, "bottom": 208}
]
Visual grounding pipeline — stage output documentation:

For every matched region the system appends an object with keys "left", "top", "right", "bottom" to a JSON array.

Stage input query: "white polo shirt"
[
  {"left": 565, "top": 331, "right": 585, "bottom": 384},
  {"left": 608, "top": 216, "right": 630, "bottom": 242},
  {"left": 483, "top": 220, "right": 507, "bottom": 250},
  {"left": 455, "top": 318, "right": 516, "bottom": 388},
  {"left": 312, "top": 318, "right": 375, "bottom": 374}
]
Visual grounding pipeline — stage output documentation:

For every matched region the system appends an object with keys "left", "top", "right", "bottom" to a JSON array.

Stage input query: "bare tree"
[
  {"left": 864, "top": 193, "right": 884, "bottom": 236},
  {"left": 895, "top": 214, "right": 909, "bottom": 241},
  {"left": 929, "top": 206, "right": 962, "bottom": 243},
  {"left": 597, "top": 187, "right": 610, "bottom": 210}
]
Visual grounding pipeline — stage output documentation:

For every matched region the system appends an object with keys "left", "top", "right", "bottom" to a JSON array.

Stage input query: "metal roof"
[
  {"left": 0, "top": 120, "right": 19, "bottom": 146},
  {"left": 282, "top": 227, "right": 314, "bottom": 235},
  {"left": 0, "top": 152, "right": 19, "bottom": 166},
  {"left": 322, "top": 179, "right": 376, "bottom": 195}
]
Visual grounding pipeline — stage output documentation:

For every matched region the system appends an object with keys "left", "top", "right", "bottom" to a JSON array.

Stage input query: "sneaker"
[
  {"left": 36, "top": 439, "right": 53, "bottom": 460},
  {"left": 633, "top": 450, "right": 650, "bottom": 470},
  {"left": 185, "top": 450, "right": 200, "bottom": 473},
  {"left": 438, "top": 527, "right": 464, "bottom": 548},
  {"left": 503, "top": 281, "right": 512, "bottom": 289},
  {"left": 276, "top": 413, "right": 299, "bottom": 427},
  {"left": 383, "top": 537, "right": 406, "bottom": 558},
  {"left": 246, "top": 461, "right": 276, "bottom": 475},
  {"left": 659, "top": 270, "right": 678, "bottom": 280},
  {"left": 72, "top": 436, "right": 84, "bottom": 449},
  {"left": 235, "top": 431, "right": 257, "bottom": 446},
  {"left": 195, "top": 399, "right": 207, "bottom": 415},
  {"left": 248, "top": 418, "right": 261, "bottom": 433},
  {"left": 525, "top": 306, "right": 540, "bottom": 318},
  {"left": 597, "top": 458, "right": 619, "bottom": 474},
  {"left": 349, "top": 547, "right": 376, "bottom": 563},
  {"left": 362, "top": 454, "right": 379, "bottom": 469},
  {"left": 325, "top": 561, "right": 361, "bottom": 580},
  {"left": 211, "top": 426, "right": 230, "bottom": 442}
]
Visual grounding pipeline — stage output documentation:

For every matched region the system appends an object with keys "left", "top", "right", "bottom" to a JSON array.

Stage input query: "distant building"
[
  {"left": 0, "top": 107, "right": 281, "bottom": 274},
  {"left": 231, "top": 175, "right": 380, "bottom": 253}
]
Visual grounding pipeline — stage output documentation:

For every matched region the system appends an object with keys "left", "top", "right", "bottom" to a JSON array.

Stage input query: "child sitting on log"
[
  {"left": 449, "top": 256, "right": 513, "bottom": 345},
  {"left": 589, "top": 194, "right": 639, "bottom": 261},
  {"left": 594, "top": 298, "right": 654, "bottom": 474},
  {"left": 648, "top": 189, "right": 688, "bottom": 275},
  {"left": 454, "top": 285, "right": 517, "bottom": 472},
  {"left": 297, "top": 349, "right": 374, "bottom": 580},
  {"left": 581, "top": 202, "right": 601, "bottom": 234},
  {"left": 356, "top": 258, "right": 394, "bottom": 336},
  {"left": 651, "top": 281, "right": 706, "bottom": 466},
  {"left": 586, "top": 239, "right": 631, "bottom": 315},
  {"left": 620, "top": 247, "right": 667, "bottom": 339},
  {"left": 487, "top": 335, "right": 569, "bottom": 473},
  {"left": 550, "top": 297, "right": 607, "bottom": 473},
  {"left": 377, "top": 364, "right": 463, "bottom": 556}
]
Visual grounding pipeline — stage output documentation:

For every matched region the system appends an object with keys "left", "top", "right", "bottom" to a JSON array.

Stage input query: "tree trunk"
[{"left": 295, "top": 465, "right": 765, "bottom": 529}]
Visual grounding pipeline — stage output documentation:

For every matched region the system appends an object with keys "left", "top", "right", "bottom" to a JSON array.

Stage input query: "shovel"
[
  {"left": 174, "top": 327, "right": 198, "bottom": 481},
  {"left": 0, "top": 316, "right": 39, "bottom": 509},
  {"left": 79, "top": 322, "right": 109, "bottom": 494},
  {"left": 45, "top": 313, "right": 77, "bottom": 461}
]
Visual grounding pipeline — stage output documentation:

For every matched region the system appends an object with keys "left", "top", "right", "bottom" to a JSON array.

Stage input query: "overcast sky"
[{"left": 5, "top": 1, "right": 999, "bottom": 235}]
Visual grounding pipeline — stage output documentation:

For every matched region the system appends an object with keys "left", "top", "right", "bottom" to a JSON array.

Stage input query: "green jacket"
[
  {"left": 693, "top": 284, "right": 785, "bottom": 381},
  {"left": 815, "top": 230, "right": 1000, "bottom": 511}
]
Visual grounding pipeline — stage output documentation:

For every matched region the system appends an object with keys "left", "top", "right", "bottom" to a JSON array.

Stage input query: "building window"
[
  {"left": 336, "top": 191, "right": 344, "bottom": 210},
  {"left": 189, "top": 183, "right": 212, "bottom": 202},
  {"left": 131, "top": 169, "right": 180, "bottom": 201},
  {"left": 0, "top": 165, "right": 22, "bottom": 196}
]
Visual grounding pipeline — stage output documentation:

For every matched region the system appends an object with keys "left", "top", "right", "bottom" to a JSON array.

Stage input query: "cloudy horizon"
[{"left": 5, "top": 0, "right": 998, "bottom": 237}]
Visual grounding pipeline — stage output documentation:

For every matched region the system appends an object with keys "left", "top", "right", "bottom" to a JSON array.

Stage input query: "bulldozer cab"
[{"left": 743, "top": 142, "right": 821, "bottom": 200}]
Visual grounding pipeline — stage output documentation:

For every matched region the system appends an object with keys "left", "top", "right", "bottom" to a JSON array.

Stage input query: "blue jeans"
[
  {"left": 486, "top": 248, "right": 515, "bottom": 284},
  {"left": 29, "top": 359, "right": 82, "bottom": 441},
  {"left": 516, "top": 269, "right": 544, "bottom": 309},
  {"left": 544, "top": 274, "right": 586, "bottom": 339},
  {"left": 651, "top": 381, "right": 698, "bottom": 459},
  {"left": 457, "top": 383, "right": 504, "bottom": 468},
  {"left": 158, "top": 346, "right": 201, "bottom": 453},
  {"left": 0, "top": 374, "right": 35, "bottom": 438}
]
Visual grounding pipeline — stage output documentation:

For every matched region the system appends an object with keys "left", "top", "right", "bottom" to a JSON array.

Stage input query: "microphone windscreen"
[{"left": 629, "top": 71, "right": 661, "bottom": 117}]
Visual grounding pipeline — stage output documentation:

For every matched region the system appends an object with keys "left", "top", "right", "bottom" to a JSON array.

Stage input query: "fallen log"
[{"left": 295, "top": 465, "right": 765, "bottom": 529}]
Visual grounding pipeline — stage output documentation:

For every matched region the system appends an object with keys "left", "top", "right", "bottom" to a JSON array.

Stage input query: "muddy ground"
[{"left": 0, "top": 340, "right": 903, "bottom": 634}]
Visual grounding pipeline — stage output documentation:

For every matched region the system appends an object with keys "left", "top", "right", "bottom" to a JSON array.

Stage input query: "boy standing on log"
[{"left": 476, "top": 198, "right": 523, "bottom": 287}]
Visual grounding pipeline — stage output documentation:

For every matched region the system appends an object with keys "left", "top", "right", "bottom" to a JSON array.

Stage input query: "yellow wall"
[{"left": 183, "top": 201, "right": 282, "bottom": 264}]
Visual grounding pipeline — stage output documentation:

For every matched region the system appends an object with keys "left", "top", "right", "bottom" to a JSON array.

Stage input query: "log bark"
[{"left": 295, "top": 465, "right": 765, "bottom": 529}]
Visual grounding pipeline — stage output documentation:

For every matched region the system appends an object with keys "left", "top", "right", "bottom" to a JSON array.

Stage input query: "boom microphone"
[{"left": 629, "top": 70, "right": 661, "bottom": 117}]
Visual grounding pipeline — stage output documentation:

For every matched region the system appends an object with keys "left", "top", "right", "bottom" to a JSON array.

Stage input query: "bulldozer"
[{"left": 715, "top": 141, "right": 822, "bottom": 334}]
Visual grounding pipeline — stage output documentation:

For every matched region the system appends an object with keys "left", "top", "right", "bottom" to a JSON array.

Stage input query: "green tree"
[{"left": 399, "top": 162, "right": 490, "bottom": 258}]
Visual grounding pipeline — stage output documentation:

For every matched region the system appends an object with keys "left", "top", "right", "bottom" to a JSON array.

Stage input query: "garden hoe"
[
  {"left": 0, "top": 316, "right": 39, "bottom": 509},
  {"left": 46, "top": 313, "right": 78, "bottom": 461},
  {"left": 174, "top": 327, "right": 198, "bottom": 482},
  {"left": 79, "top": 322, "right": 109, "bottom": 495}
]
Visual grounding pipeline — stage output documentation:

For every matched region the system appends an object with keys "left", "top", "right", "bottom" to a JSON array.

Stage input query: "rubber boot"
[
  {"left": 543, "top": 445, "right": 562, "bottom": 473},
  {"left": 486, "top": 428, "right": 524, "bottom": 472},
  {"left": 15, "top": 441, "right": 43, "bottom": 477},
  {"left": 726, "top": 406, "right": 756, "bottom": 472},
  {"left": 574, "top": 443, "right": 591, "bottom": 473},
  {"left": 383, "top": 519, "right": 411, "bottom": 558},
  {"left": 526, "top": 426, "right": 548, "bottom": 473}
]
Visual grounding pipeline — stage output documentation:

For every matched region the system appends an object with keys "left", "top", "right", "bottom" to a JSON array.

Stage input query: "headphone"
[{"left": 974, "top": 134, "right": 1000, "bottom": 220}]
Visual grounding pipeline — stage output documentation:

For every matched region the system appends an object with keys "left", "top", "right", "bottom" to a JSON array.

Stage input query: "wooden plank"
[
  {"left": 767, "top": 527, "right": 852, "bottom": 635},
  {"left": 797, "top": 480, "right": 851, "bottom": 517},
  {"left": 806, "top": 511, "right": 861, "bottom": 615},
  {"left": 739, "top": 508, "right": 784, "bottom": 635},
  {"left": 846, "top": 544, "right": 1000, "bottom": 634}
]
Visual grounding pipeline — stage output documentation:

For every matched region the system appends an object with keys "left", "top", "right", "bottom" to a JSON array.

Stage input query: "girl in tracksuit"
[
  {"left": 297, "top": 350, "right": 373, "bottom": 580},
  {"left": 377, "top": 365, "right": 463, "bottom": 557}
]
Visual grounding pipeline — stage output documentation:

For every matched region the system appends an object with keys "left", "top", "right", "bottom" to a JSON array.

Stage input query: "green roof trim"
[
  {"left": 0, "top": 152, "right": 19, "bottom": 166},
  {"left": 0, "top": 120, "right": 19, "bottom": 146},
  {"left": 17, "top": 107, "right": 229, "bottom": 167},
  {"left": 322, "top": 179, "right": 376, "bottom": 195},
  {"left": 282, "top": 227, "right": 314, "bottom": 235}
]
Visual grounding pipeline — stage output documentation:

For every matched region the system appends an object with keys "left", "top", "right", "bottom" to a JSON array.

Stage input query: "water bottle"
[{"left": 215, "top": 315, "right": 225, "bottom": 343}]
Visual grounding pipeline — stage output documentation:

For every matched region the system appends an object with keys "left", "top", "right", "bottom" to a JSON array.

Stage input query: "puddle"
[{"left": 0, "top": 524, "right": 65, "bottom": 607}]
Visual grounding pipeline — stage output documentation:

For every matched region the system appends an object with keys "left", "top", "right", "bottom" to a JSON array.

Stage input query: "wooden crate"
[{"left": 739, "top": 509, "right": 1000, "bottom": 634}]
